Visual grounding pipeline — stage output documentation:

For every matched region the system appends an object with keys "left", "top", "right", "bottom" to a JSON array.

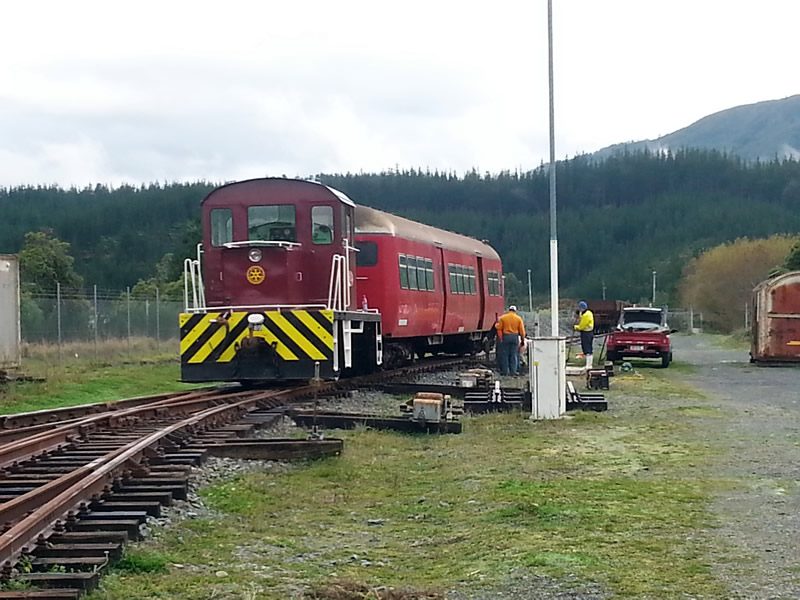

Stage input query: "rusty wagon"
[{"left": 751, "top": 271, "right": 800, "bottom": 364}]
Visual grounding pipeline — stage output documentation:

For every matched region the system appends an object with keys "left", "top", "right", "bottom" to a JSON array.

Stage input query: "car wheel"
[
  {"left": 660, "top": 352, "right": 671, "bottom": 368},
  {"left": 606, "top": 351, "right": 620, "bottom": 363}
]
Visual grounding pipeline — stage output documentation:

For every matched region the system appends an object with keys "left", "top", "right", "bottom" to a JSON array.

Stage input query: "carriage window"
[
  {"left": 449, "top": 265, "right": 457, "bottom": 293},
  {"left": 425, "top": 259, "right": 434, "bottom": 291},
  {"left": 408, "top": 256, "right": 419, "bottom": 290},
  {"left": 455, "top": 265, "right": 465, "bottom": 294},
  {"left": 489, "top": 271, "right": 503, "bottom": 296},
  {"left": 210, "top": 208, "right": 232, "bottom": 247},
  {"left": 468, "top": 266, "right": 476, "bottom": 295},
  {"left": 248, "top": 205, "right": 296, "bottom": 242},
  {"left": 399, "top": 255, "right": 409, "bottom": 289},
  {"left": 486, "top": 271, "right": 497, "bottom": 296},
  {"left": 415, "top": 257, "right": 425, "bottom": 291},
  {"left": 356, "top": 241, "right": 378, "bottom": 266},
  {"left": 312, "top": 206, "right": 334, "bottom": 245}
]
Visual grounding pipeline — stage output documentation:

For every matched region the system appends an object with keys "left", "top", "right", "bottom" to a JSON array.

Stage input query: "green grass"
[
  {"left": 706, "top": 330, "right": 751, "bottom": 350},
  {"left": 88, "top": 366, "right": 732, "bottom": 599},
  {"left": 115, "top": 550, "right": 170, "bottom": 575},
  {"left": 0, "top": 361, "right": 195, "bottom": 415},
  {"left": 0, "top": 339, "right": 196, "bottom": 415}
]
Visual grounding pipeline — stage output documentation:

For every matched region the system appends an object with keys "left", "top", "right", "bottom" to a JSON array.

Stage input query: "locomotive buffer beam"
[{"left": 288, "top": 409, "right": 462, "bottom": 434}]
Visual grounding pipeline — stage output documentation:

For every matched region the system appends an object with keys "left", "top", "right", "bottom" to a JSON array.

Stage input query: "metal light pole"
[
  {"left": 547, "top": 0, "right": 559, "bottom": 337},
  {"left": 651, "top": 270, "right": 657, "bottom": 306}
]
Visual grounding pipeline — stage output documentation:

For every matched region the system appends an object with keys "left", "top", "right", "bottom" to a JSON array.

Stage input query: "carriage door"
[
  {"left": 476, "top": 256, "right": 486, "bottom": 330},
  {"left": 437, "top": 246, "right": 447, "bottom": 333}
]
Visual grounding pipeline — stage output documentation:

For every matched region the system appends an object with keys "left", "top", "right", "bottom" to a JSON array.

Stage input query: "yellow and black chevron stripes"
[{"left": 179, "top": 310, "right": 334, "bottom": 364}]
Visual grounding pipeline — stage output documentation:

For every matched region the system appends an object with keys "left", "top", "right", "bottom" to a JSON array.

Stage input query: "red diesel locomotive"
[{"left": 179, "top": 178, "right": 504, "bottom": 382}]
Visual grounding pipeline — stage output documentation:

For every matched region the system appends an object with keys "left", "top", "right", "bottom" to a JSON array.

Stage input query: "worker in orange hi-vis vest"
[{"left": 495, "top": 305, "right": 526, "bottom": 376}]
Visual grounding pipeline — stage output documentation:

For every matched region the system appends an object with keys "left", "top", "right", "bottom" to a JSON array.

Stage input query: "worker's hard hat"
[
  {"left": 509, "top": 305, "right": 517, "bottom": 311},
  {"left": 578, "top": 301, "right": 588, "bottom": 310}
]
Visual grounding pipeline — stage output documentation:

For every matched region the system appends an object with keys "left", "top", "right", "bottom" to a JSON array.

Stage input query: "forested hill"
[
  {"left": 2, "top": 150, "right": 800, "bottom": 303},
  {"left": 597, "top": 95, "right": 800, "bottom": 162}
]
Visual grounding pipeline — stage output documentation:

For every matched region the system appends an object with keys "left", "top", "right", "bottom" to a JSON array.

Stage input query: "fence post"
[
  {"left": 689, "top": 306, "right": 694, "bottom": 333},
  {"left": 126, "top": 286, "right": 131, "bottom": 355},
  {"left": 56, "top": 282, "right": 62, "bottom": 360},
  {"left": 93, "top": 284, "right": 98, "bottom": 361},
  {"left": 155, "top": 287, "right": 161, "bottom": 352}
]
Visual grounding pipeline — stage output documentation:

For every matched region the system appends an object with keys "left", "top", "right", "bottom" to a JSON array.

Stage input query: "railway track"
[{"left": 0, "top": 356, "right": 473, "bottom": 598}]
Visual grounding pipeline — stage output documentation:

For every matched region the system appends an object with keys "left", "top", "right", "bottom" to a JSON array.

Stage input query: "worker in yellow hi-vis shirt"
[{"left": 574, "top": 300, "right": 595, "bottom": 370}]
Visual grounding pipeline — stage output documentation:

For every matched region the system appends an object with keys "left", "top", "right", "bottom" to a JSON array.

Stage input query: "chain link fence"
[{"left": 21, "top": 285, "right": 183, "bottom": 359}]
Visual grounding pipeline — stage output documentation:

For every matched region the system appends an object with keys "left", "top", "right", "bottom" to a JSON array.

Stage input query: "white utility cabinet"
[{"left": 529, "top": 337, "right": 565, "bottom": 419}]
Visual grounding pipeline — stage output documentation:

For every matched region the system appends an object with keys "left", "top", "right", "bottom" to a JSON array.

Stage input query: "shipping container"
[
  {"left": 0, "top": 255, "right": 20, "bottom": 369},
  {"left": 751, "top": 271, "right": 800, "bottom": 364}
]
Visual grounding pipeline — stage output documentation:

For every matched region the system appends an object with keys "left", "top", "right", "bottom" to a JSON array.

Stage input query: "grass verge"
[{"left": 0, "top": 339, "right": 193, "bottom": 414}]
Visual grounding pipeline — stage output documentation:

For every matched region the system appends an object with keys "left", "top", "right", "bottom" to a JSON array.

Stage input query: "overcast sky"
[{"left": 1, "top": 0, "right": 797, "bottom": 188}]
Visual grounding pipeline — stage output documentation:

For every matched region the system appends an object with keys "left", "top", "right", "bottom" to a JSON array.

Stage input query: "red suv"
[{"left": 605, "top": 307, "right": 673, "bottom": 368}]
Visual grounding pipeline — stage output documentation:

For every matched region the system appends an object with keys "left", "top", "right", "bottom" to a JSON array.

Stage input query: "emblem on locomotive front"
[{"left": 246, "top": 265, "right": 266, "bottom": 285}]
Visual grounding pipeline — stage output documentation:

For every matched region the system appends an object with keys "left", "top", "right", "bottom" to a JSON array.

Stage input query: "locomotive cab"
[
  {"left": 202, "top": 180, "right": 356, "bottom": 309},
  {"left": 180, "top": 178, "right": 382, "bottom": 383}
]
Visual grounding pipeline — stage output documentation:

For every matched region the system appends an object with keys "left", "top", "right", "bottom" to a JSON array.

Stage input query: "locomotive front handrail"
[
  {"left": 328, "top": 254, "right": 346, "bottom": 311},
  {"left": 222, "top": 240, "right": 301, "bottom": 249},
  {"left": 183, "top": 243, "right": 206, "bottom": 312}
]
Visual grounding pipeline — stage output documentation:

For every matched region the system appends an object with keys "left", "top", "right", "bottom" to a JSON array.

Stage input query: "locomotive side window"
[
  {"left": 311, "top": 206, "right": 334, "bottom": 245},
  {"left": 408, "top": 257, "right": 419, "bottom": 290},
  {"left": 356, "top": 241, "right": 378, "bottom": 266},
  {"left": 399, "top": 255, "right": 409, "bottom": 289},
  {"left": 248, "top": 205, "right": 296, "bottom": 242},
  {"left": 210, "top": 208, "right": 233, "bottom": 247}
]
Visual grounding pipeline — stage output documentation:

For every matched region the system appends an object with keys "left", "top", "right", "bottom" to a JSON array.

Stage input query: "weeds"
[{"left": 114, "top": 550, "right": 169, "bottom": 575}]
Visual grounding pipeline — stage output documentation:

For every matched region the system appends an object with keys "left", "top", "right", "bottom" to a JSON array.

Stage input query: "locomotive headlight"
[
  {"left": 248, "top": 248, "right": 262, "bottom": 263},
  {"left": 247, "top": 313, "right": 265, "bottom": 331},
  {"left": 247, "top": 313, "right": 265, "bottom": 326}
]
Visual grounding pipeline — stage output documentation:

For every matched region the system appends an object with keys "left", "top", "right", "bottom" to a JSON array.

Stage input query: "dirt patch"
[{"left": 306, "top": 578, "right": 444, "bottom": 599}]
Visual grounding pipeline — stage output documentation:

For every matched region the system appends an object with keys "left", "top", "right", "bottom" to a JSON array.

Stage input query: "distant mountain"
[{"left": 597, "top": 95, "right": 800, "bottom": 162}]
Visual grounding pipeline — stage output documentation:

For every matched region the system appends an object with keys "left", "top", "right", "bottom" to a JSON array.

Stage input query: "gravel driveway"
[{"left": 676, "top": 334, "right": 800, "bottom": 599}]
